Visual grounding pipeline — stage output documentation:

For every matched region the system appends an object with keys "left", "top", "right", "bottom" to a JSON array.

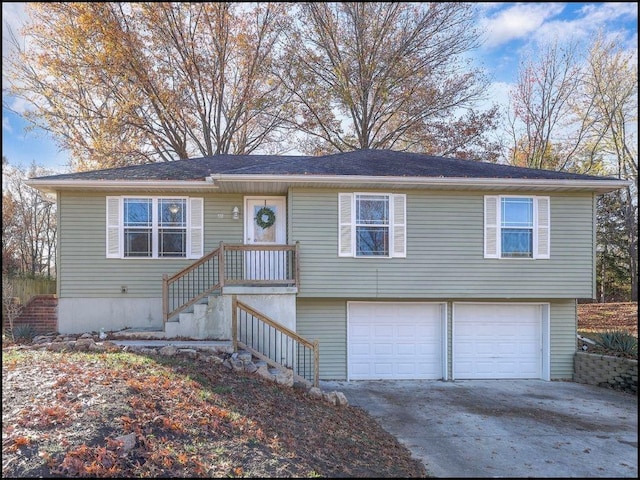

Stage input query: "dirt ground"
[
  {"left": 2, "top": 347, "right": 427, "bottom": 478},
  {"left": 2, "top": 302, "right": 636, "bottom": 478},
  {"left": 577, "top": 302, "right": 638, "bottom": 336}
]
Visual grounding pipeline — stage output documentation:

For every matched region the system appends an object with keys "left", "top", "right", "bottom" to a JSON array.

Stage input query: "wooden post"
[
  {"left": 313, "top": 339, "right": 319, "bottom": 388},
  {"left": 162, "top": 274, "right": 169, "bottom": 323},
  {"left": 231, "top": 295, "right": 238, "bottom": 352},
  {"left": 218, "top": 241, "right": 225, "bottom": 288},
  {"left": 294, "top": 241, "right": 300, "bottom": 288}
]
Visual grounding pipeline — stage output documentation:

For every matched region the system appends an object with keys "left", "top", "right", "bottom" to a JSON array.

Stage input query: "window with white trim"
[
  {"left": 106, "top": 196, "right": 203, "bottom": 259},
  {"left": 484, "top": 195, "right": 550, "bottom": 259},
  {"left": 339, "top": 193, "right": 406, "bottom": 258}
]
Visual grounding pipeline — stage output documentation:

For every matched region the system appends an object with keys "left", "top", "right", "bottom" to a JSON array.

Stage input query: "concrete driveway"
[{"left": 320, "top": 379, "right": 638, "bottom": 478}]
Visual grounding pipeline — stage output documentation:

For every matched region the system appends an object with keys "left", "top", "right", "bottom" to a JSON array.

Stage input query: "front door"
[{"left": 245, "top": 197, "right": 287, "bottom": 280}]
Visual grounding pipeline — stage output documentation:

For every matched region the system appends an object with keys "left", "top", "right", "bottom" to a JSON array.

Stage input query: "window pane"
[
  {"left": 502, "top": 229, "right": 533, "bottom": 258},
  {"left": 124, "top": 199, "right": 152, "bottom": 226},
  {"left": 356, "top": 226, "right": 389, "bottom": 256},
  {"left": 159, "top": 199, "right": 186, "bottom": 226},
  {"left": 159, "top": 230, "right": 186, "bottom": 257},
  {"left": 356, "top": 195, "right": 388, "bottom": 225},
  {"left": 502, "top": 198, "right": 533, "bottom": 227},
  {"left": 125, "top": 229, "right": 152, "bottom": 257}
]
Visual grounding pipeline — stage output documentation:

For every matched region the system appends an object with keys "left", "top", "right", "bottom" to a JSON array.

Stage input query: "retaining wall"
[
  {"left": 12, "top": 294, "right": 58, "bottom": 334},
  {"left": 574, "top": 351, "right": 638, "bottom": 394}
]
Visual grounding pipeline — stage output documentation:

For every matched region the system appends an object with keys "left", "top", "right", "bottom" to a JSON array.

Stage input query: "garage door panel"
[
  {"left": 350, "top": 363, "right": 369, "bottom": 376},
  {"left": 496, "top": 343, "right": 518, "bottom": 355},
  {"left": 351, "top": 325, "right": 370, "bottom": 336},
  {"left": 397, "top": 325, "right": 420, "bottom": 336},
  {"left": 349, "top": 303, "right": 444, "bottom": 380},
  {"left": 454, "top": 303, "right": 542, "bottom": 380},
  {"left": 374, "top": 364, "right": 393, "bottom": 375},
  {"left": 374, "top": 325, "right": 394, "bottom": 336},
  {"left": 350, "top": 341, "right": 370, "bottom": 354},
  {"left": 373, "top": 343, "right": 394, "bottom": 355},
  {"left": 520, "top": 343, "right": 539, "bottom": 355}
]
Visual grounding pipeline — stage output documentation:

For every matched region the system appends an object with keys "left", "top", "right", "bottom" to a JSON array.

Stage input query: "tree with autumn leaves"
[
  {"left": 6, "top": 3, "right": 296, "bottom": 170},
  {"left": 3, "top": 3, "right": 637, "bottom": 301},
  {"left": 506, "top": 34, "right": 637, "bottom": 301},
  {"left": 275, "top": 3, "right": 501, "bottom": 158},
  {"left": 5, "top": 2, "right": 501, "bottom": 170},
  {"left": 2, "top": 158, "right": 57, "bottom": 278}
]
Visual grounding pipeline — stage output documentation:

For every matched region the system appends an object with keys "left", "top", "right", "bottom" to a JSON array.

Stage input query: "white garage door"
[
  {"left": 348, "top": 302, "right": 444, "bottom": 380},
  {"left": 454, "top": 303, "right": 543, "bottom": 379}
]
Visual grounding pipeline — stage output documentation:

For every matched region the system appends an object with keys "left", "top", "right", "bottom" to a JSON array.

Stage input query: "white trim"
[
  {"left": 485, "top": 195, "right": 551, "bottom": 260},
  {"left": 451, "top": 302, "right": 550, "bottom": 381},
  {"left": 484, "top": 195, "right": 499, "bottom": 258},
  {"left": 207, "top": 174, "right": 630, "bottom": 191},
  {"left": 541, "top": 303, "right": 550, "bottom": 381},
  {"left": 26, "top": 176, "right": 631, "bottom": 196},
  {"left": 347, "top": 301, "right": 447, "bottom": 381},
  {"left": 338, "top": 193, "right": 354, "bottom": 256},
  {"left": 340, "top": 192, "right": 406, "bottom": 258},
  {"left": 535, "top": 196, "right": 551, "bottom": 259},
  {"left": 106, "top": 195, "right": 202, "bottom": 259},
  {"left": 106, "top": 196, "right": 122, "bottom": 258},
  {"left": 391, "top": 193, "right": 407, "bottom": 257},
  {"left": 441, "top": 302, "right": 449, "bottom": 381},
  {"left": 188, "top": 197, "right": 204, "bottom": 258},
  {"left": 244, "top": 196, "right": 287, "bottom": 245}
]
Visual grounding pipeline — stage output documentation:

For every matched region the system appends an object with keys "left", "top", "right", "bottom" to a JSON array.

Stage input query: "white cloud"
[
  {"left": 478, "top": 3, "right": 566, "bottom": 48},
  {"left": 2, "top": 2, "right": 29, "bottom": 90},
  {"left": 3, "top": 115, "right": 13, "bottom": 133},
  {"left": 478, "top": 3, "right": 638, "bottom": 51},
  {"left": 533, "top": 3, "right": 638, "bottom": 46},
  {"left": 8, "top": 95, "right": 30, "bottom": 115}
]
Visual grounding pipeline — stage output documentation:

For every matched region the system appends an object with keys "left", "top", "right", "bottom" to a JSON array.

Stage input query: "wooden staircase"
[{"left": 160, "top": 243, "right": 318, "bottom": 387}]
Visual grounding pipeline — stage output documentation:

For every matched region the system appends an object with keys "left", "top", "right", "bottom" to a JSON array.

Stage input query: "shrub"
[
  {"left": 595, "top": 330, "right": 638, "bottom": 356},
  {"left": 11, "top": 324, "right": 37, "bottom": 343}
]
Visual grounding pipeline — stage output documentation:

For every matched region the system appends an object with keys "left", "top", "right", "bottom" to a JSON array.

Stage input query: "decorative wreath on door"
[{"left": 255, "top": 206, "right": 276, "bottom": 229}]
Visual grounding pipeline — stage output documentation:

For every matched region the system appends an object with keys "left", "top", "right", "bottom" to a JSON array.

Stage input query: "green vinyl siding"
[
  {"left": 298, "top": 298, "right": 577, "bottom": 381},
  {"left": 296, "top": 298, "right": 347, "bottom": 380},
  {"left": 549, "top": 299, "right": 578, "bottom": 379},
  {"left": 58, "top": 192, "right": 244, "bottom": 298},
  {"left": 289, "top": 188, "right": 596, "bottom": 299}
]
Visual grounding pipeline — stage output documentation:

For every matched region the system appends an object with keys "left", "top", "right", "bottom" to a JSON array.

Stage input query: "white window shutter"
[
  {"left": 106, "top": 196, "right": 121, "bottom": 258},
  {"left": 338, "top": 193, "right": 354, "bottom": 257},
  {"left": 392, "top": 194, "right": 406, "bottom": 258},
  {"left": 536, "top": 196, "right": 550, "bottom": 259},
  {"left": 484, "top": 196, "right": 499, "bottom": 258},
  {"left": 188, "top": 197, "right": 204, "bottom": 259}
]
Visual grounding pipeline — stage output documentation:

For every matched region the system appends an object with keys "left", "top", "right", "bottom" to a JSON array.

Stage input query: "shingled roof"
[{"left": 31, "top": 149, "right": 620, "bottom": 182}]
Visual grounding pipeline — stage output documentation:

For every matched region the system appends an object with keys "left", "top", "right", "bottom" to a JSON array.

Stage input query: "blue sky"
[{"left": 2, "top": 2, "right": 638, "bottom": 173}]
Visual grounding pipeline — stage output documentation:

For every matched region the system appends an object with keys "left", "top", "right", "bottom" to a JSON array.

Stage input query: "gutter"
[
  {"left": 24, "top": 179, "right": 217, "bottom": 194},
  {"left": 207, "top": 174, "right": 630, "bottom": 194},
  {"left": 25, "top": 175, "right": 630, "bottom": 195}
]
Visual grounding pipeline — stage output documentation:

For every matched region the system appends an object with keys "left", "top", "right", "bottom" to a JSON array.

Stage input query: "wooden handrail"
[
  {"left": 166, "top": 244, "right": 222, "bottom": 283},
  {"left": 163, "top": 242, "right": 299, "bottom": 323},
  {"left": 224, "top": 244, "right": 297, "bottom": 252},
  {"left": 232, "top": 295, "right": 319, "bottom": 387},
  {"left": 235, "top": 299, "right": 316, "bottom": 350}
]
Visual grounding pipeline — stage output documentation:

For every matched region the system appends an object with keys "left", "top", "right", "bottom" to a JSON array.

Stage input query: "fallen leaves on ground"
[
  {"left": 577, "top": 302, "right": 637, "bottom": 358},
  {"left": 577, "top": 302, "right": 638, "bottom": 336},
  {"left": 2, "top": 349, "right": 427, "bottom": 478}
]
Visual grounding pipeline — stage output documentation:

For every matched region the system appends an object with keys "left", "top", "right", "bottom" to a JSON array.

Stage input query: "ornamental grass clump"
[
  {"left": 595, "top": 330, "right": 638, "bottom": 357},
  {"left": 10, "top": 324, "right": 37, "bottom": 343}
]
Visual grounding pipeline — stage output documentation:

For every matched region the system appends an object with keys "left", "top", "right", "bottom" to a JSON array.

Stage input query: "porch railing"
[
  {"left": 163, "top": 242, "right": 299, "bottom": 322},
  {"left": 232, "top": 295, "right": 319, "bottom": 388}
]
